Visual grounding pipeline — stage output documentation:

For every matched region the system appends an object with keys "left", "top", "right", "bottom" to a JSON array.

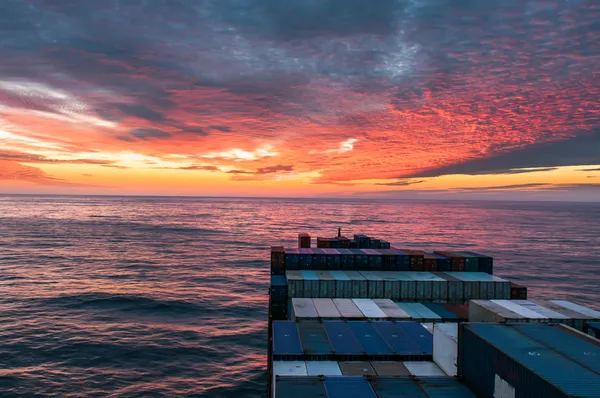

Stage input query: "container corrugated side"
[
  {"left": 275, "top": 376, "right": 325, "bottom": 398},
  {"left": 323, "top": 376, "right": 378, "bottom": 398},
  {"left": 360, "top": 271, "right": 385, "bottom": 298},
  {"left": 300, "top": 270, "right": 320, "bottom": 298},
  {"left": 353, "top": 299, "right": 388, "bottom": 319},
  {"left": 585, "top": 322, "right": 600, "bottom": 338},
  {"left": 512, "top": 323, "right": 600, "bottom": 375},
  {"left": 316, "top": 271, "right": 336, "bottom": 298},
  {"left": 459, "top": 323, "right": 600, "bottom": 398},
  {"left": 330, "top": 271, "right": 351, "bottom": 299},
  {"left": 345, "top": 271, "right": 368, "bottom": 298},
  {"left": 434, "top": 273, "right": 464, "bottom": 303},
  {"left": 292, "top": 298, "right": 319, "bottom": 320},
  {"left": 286, "top": 270, "right": 303, "bottom": 298},
  {"left": 372, "top": 299, "right": 411, "bottom": 319},
  {"left": 333, "top": 298, "right": 365, "bottom": 319},
  {"left": 313, "top": 298, "right": 342, "bottom": 319},
  {"left": 433, "top": 323, "right": 458, "bottom": 376},
  {"left": 347, "top": 321, "right": 394, "bottom": 356},
  {"left": 305, "top": 361, "right": 342, "bottom": 376},
  {"left": 297, "top": 320, "right": 334, "bottom": 358}
]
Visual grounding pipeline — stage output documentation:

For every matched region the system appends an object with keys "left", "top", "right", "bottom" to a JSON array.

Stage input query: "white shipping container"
[
  {"left": 292, "top": 298, "right": 318, "bottom": 319},
  {"left": 372, "top": 299, "right": 411, "bottom": 319},
  {"left": 305, "top": 361, "right": 342, "bottom": 376},
  {"left": 433, "top": 323, "right": 458, "bottom": 376},
  {"left": 312, "top": 298, "right": 342, "bottom": 318},
  {"left": 332, "top": 298, "right": 365, "bottom": 318},
  {"left": 512, "top": 300, "right": 570, "bottom": 320},
  {"left": 273, "top": 361, "right": 308, "bottom": 398},
  {"left": 491, "top": 300, "right": 549, "bottom": 320},
  {"left": 551, "top": 300, "right": 600, "bottom": 318},
  {"left": 404, "top": 361, "right": 446, "bottom": 376},
  {"left": 469, "top": 300, "right": 526, "bottom": 323},
  {"left": 352, "top": 299, "right": 388, "bottom": 319}
]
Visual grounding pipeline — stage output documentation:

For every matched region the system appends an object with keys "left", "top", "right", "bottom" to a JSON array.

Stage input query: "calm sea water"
[{"left": 0, "top": 196, "right": 599, "bottom": 397}]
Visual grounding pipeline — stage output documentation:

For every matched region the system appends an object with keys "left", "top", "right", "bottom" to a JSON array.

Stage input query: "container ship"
[{"left": 267, "top": 231, "right": 600, "bottom": 398}]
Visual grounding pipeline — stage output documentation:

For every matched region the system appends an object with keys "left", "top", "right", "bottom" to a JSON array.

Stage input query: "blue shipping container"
[
  {"left": 418, "top": 377, "right": 478, "bottom": 398},
  {"left": 423, "top": 303, "right": 458, "bottom": 320},
  {"left": 347, "top": 321, "right": 393, "bottom": 355},
  {"left": 323, "top": 321, "right": 364, "bottom": 355},
  {"left": 585, "top": 322, "right": 600, "bottom": 338},
  {"left": 460, "top": 323, "right": 600, "bottom": 398},
  {"left": 276, "top": 376, "right": 326, "bottom": 398},
  {"left": 296, "top": 321, "right": 334, "bottom": 356},
  {"left": 273, "top": 321, "right": 303, "bottom": 356},
  {"left": 512, "top": 324, "right": 600, "bottom": 375},
  {"left": 395, "top": 321, "right": 433, "bottom": 355},
  {"left": 324, "top": 376, "right": 378, "bottom": 398},
  {"left": 371, "top": 321, "right": 424, "bottom": 355}
]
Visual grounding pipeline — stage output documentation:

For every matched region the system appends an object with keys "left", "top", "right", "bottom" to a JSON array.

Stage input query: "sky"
[{"left": 0, "top": 0, "right": 599, "bottom": 199}]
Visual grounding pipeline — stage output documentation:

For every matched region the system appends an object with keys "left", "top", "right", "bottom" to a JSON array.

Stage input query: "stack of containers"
[
  {"left": 461, "top": 251, "right": 494, "bottom": 274},
  {"left": 298, "top": 233, "right": 311, "bottom": 249},
  {"left": 510, "top": 282, "right": 528, "bottom": 299},
  {"left": 433, "top": 251, "right": 465, "bottom": 272},
  {"left": 396, "top": 249, "right": 426, "bottom": 271},
  {"left": 271, "top": 246, "right": 285, "bottom": 275},
  {"left": 270, "top": 275, "right": 289, "bottom": 320},
  {"left": 458, "top": 323, "right": 600, "bottom": 398}
]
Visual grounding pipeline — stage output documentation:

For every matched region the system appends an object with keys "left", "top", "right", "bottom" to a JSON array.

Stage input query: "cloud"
[
  {"left": 179, "top": 165, "right": 220, "bottom": 171},
  {"left": 452, "top": 183, "right": 550, "bottom": 191},
  {"left": 578, "top": 167, "right": 600, "bottom": 172},
  {"left": 128, "top": 128, "right": 172, "bottom": 141},
  {"left": 210, "top": 125, "right": 233, "bottom": 132},
  {"left": 256, "top": 165, "right": 294, "bottom": 174},
  {"left": 0, "top": 150, "right": 114, "bottom": 165},
  {"left": 202, "top": 146, "right": 278, "bottom": 161},
  {"left": 376, "top": 179, "right": 425, "bottom": 186},
  {"left": 111, "top": 104, "right": 167, "bottom": 122}
]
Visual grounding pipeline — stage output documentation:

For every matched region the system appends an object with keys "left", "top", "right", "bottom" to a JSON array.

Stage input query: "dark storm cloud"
[
  {"left": 376, "top": 179, "right": 425, "bottom": 186},
  {"left": 210, "top": 125, "right": 233, "bottom": 132},
  {"left": 110, "top": 104, "right": 167, "bottom": 122},
  {"left": 406, "top": 131, "right": 600, "bottom": 178}
]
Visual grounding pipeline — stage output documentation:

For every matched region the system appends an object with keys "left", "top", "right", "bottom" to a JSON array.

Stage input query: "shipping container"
[
  {"left": 275, "top": 376, "right": 325, "bottom": 398},
  {"left": 298, "top": 233, "right": 311, "bottom": 249},
  {"left": 424, "top": 303, "right": 458, "bottom": 320},
  {"left": 305, "top": 361, "right": 342, "bottom": 376},
  {"left": 285, "top": 248, "right": 300, "bottom": 270},
  {"left": 532, "top": 300, "right": 598, "bottom": 330},
  {"left": 491, "top": 299, "right": 549, "bottom": 322},
  {"left": 417, "top": 377, "right": 478, "bottom": 398},
  {"left": 510, "top": 282, "right": 528, "bottom": 300},
  {"left": 273, "top": 361, "right": 307, "bottom": 376},
  {"left": 354, "top": 234, "right": 371, "bottom": 248},
  {"left": 350, "top": 249, "right": 368, "bottom": 271},
  {"left": 371, "top": 321, "right": 425, "bottom": 356},
  {"left": 338, "top": 361, "right": 377, "bottom": 376},
  {"left": 339, "top": 237, "right": 351, "bottom": 249},
  {"left": 330, "top": 271, "right": 352, "bottom": 298},
  {"left": 370, "top": 361, "right": 410, "bottom": 376},
  {"left": 400, "top": 302, "right": 442, "bottom": 322},
  {"left": 323, "top": 376, "right": 378, "bottom": 398},
  {"left": 439, "top": 303, "right": 468, "bottom": 320},
  {"left": 362, "top": 249, "right": 382, "bottom": 270},
  {"left": 468, "top": 299, "right": 526, "bottom": 323},
  {"left": 271, "top": 246, "right": 286, "bottom": 274},
  {"left": 337, "top": 249, "right": 355, "bottom": 270},
  {"left": 297, "top": 321, "right": 334, "bottom": 358},
  {"left": 323, "top": 321, "right": 364, "bottom": 356},
  {"left": 585, "top": 322, "right": 600, "bottom": 338},
  {"left": 312, "top": 248, "right": 327, "bottom": 269},
  {"left": 292, "top": 298, "right": 319, "bottom": 320},
  {"left": 513, "top": 300, "right": 571, "bottom": 323},
  {"left": 512, "top": 323, "right": 600, "bottom": 375},
  {"left": 298, "top": 248, "right": 314, "bottom": 269},
  {"left": 380, "top": 240, "right": 391, "bottom": 249},
  {"left": 421, "top": 323, "right": 434, "bottom": 334},
  {"left": 286, "top": 270, "right": 303, "bottom": 297},
  {"left": 433, "top": 323, "right": 458, "bottom": 376},
  {"left": 434, "top": 273, "right": 463, "bottom": 303},
  {"left": 368, "top": 377, "right": 428, "bottom": 398},
  {"left": 347, "top": 321, "right": 394, "bottom": 356},
  {"left": 461, "top": 250, "right": 494, "bottom": 274},
  {"left": 397, "top": 249, "right": 426, "bottom": 271},
  {"left": 313, "top": 298, "right": 341, "bottom": 319},
  {"left": 316, "top": 271, "right": 336, "bottom": 297},
  {"left": 322, "top": 249, "right": 341, "bottom": 269},
  {"left": 455, "top": 252, "right": 478, "bottom": 272},
  {"left": 372, "top": 299, "right": 411, "bottom": 319},
  {"left": 459, "top": 323, "right": 600, "bottom": 398},
  {"left": 396, "top": 321, "right": 433, "bottom": 355},
  {"left": 271, "top": 274, "right": 288, "bottom": 303},
  {"left": 390, "top": 249, "right": 411, "bottom": 271},
  {"left": 361, "top": 271, "right": 385, "bottom": 298},
  {"left": 332, "top": 298, "right": 365, "bottom": 319},
  {"left": 300, "top": 270, "right": 320, "bottom": 298},
  {"left": 346, "top": 271, "right": 368, "bottom": 298},
  {"left": 404, "top": 361, "right": 446, "bottom": 376},
  {"left": 433, "top": 251, "right": 465, "bottom": 272},
  {"left": 369, "top": 239, "right": 382, "bottom": 250},
  {"left": 395, "top": 302, "right": 420, "bottom": 320},
  {"left": 273, "top": 321, "right": 303, "bottom": 358},
  {"left": 550, "top": 300, "right": 600, "bottom": 319},
  {"left": 353, "top": 299, "right": 388, "bottom": 319}
]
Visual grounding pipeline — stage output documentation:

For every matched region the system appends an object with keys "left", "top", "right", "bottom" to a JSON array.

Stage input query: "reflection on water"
[{"left": 0, "top": 196, "right": 599, "bottom": 396}]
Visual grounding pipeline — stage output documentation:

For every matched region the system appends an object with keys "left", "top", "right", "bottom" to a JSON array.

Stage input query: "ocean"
[{"left": 0, "top": 196, "right": 599, "bottom": 397}]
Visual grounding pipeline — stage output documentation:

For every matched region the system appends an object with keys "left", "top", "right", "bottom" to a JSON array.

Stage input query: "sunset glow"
[{"left": 1, "top": 1, "right": 599, "bottom": 199}]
